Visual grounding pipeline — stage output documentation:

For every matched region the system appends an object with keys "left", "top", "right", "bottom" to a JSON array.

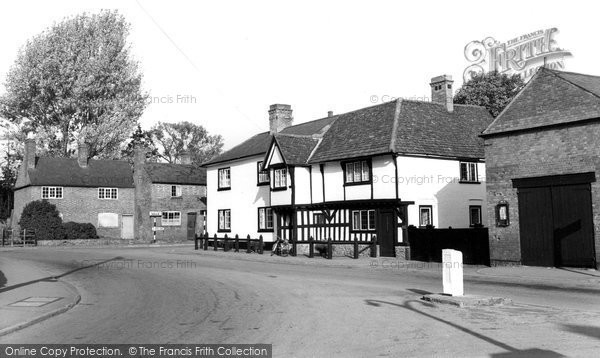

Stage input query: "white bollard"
[{"left": 442, "top": 249, "right": 464, "bottom": 296}]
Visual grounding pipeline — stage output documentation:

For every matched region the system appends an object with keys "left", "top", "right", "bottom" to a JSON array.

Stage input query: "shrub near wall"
[
  {"left": 63, "top": 222, "right": 98, "bottom": 240},
  {"left": 18, "top": 200, "right": 65, "bottom": 240}
]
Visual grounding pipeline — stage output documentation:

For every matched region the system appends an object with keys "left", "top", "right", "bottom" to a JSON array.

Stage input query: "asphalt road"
[{"left": 1, "top": 247, "right": 599, "bottom": 357}]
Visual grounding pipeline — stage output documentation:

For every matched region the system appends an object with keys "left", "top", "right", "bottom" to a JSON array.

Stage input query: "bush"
[
  {"left": 19, "top": 200, "right": 65, "bottom": 240},
  {"left": 63, "top": 222, "right": 98, "bottom": 240}
]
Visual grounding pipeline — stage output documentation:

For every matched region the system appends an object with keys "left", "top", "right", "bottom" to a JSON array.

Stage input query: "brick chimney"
[
  {"left": 430, "top": 75, "right": 454, "bottom": 112},
  {"left": 77, "top": 143, "right": 89, "bottom": 168},
  {"left": 180, "top": 151, "right": 192, "bottom": 165},
  {"left": 328, "top": 111, "right": 333, "bottom": 117},
  {"left": 269, "top": 104, "right": 293, "bottom": 134},
  {"left": 24, "top": 134, "right": 36, "bottom": 170}
]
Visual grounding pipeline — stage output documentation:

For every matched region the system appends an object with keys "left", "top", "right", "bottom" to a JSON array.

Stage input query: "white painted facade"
[{"left": 204, "top": 142, "right": 488, "bottom": 244}]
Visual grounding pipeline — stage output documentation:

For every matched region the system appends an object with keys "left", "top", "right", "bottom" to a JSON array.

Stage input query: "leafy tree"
[
  {"left": 19, "top": 200, "right": 65, "bottom": 240},
  {"left": 150, "top": 121, "right": 223, "bottom": 165},
  {"left": 0, "top": 10, "right": 147, "bottom": 159},
  {"left": 453, "top": 72, "right": 525, "bottom": 117},
  {"left": 121, "top": 124, "right": 158, "bottom": 162}
]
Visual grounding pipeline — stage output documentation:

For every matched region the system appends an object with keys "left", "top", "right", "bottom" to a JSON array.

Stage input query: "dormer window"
[{"left": 273, "top": 167, "right": 287, "bottom": 190}]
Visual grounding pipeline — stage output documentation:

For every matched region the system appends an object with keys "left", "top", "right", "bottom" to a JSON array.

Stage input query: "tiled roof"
[
  {"left": 16, "top": 157, "right": 134, "bottom": 189},
  {"left": 309, "top": 101, "right": 398, "bottom": 162},
  {"left": 207, "top": 97, "right": 491, "bottom": 166},
  {"left": 393, "top": 101, "right": 493, "bottom": 159},
  {"left": 144, "top": 163, "right": 206, "bottom": 185},
  {"left": 274, "top": 135, "right": 320, "bottom": 165},
  {"left": 482, "top": 68, "right": 600, "bottom": 136},
  {"left": 203, "top": 115, "right": 336, "bottom": 166}
]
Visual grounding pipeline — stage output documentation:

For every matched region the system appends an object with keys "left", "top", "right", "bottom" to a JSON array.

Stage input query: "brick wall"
[
  {"left": 12, "top": 186, "right": 135, "bottom": 239},
  {"left": 485, "top": 121, "right": 600, "bottom": 266}
]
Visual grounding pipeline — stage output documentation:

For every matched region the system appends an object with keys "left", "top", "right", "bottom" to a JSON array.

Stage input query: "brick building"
[
  {"left": 12, "top": 139, "right": 206, "bottom": 242},
  {"left": 482, "top": 68, "right": 600, "bottom": 268},
  {"left": 133, "top": 148, "right": 207, "bottom": 242},
  {"left": 13, "top": 139, "right": 135, "bottom": 239}
]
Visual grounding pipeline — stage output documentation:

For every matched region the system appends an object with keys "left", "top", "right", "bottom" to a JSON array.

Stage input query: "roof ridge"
[
  {"left": 548, "top": 69, "right": 600, "bottom": 101},
  {"left": 544, "top": 68, "right": 600, "bottom": 79},
  {"left": 389, "top": 99, "right": 402, "bottom": 152}
]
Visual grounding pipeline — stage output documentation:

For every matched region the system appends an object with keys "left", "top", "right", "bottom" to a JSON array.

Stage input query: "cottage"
[
  {"left": 12, "top": 139, "right": 207, "bottom": 242},
  {"left": 482, "top": 68, "right": 600, "bottom": 268},
  {"left": 13, "top": 139, "right": 135, "bottom": 239},
  {"left": 204, "top": 75, "right": 493, "bottom": 256},
  {"left": 133, "top": 148, "right": 207, "bottom": 242}
]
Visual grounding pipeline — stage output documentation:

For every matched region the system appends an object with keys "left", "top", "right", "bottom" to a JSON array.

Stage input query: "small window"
[
  {"left": 496, "top": 201, "right": 510, "bottom": 227},
  {"left": 351, "top": 210, "right": 375, "bottom": 231},
  {"left": 257, "top": 161, "right": 270, "bottom": 185},
  {"left": 273, "top": 168, "right": 287, "bottom": 189},
  {"left": 447, "top": 84, "right": 452, "bottom": 89},
  {"left": 218, "top": 168, "right": 231, "bottom": 190},
  {"left": 258, "top": 207, "right": 273, "bottom": 231},
  {"left": 41, "top": 186, "right": 63, "bottom": 199},
  {"left": 218, "top": 209, "right": 231, "bottom": 232},
  {"left": 161, "top": 211, "right": 181, "bottom": 226},
  {"left": 459, "top": 162, "right": 478, "bottom": 182},
  {"left": 171, "top": 185, "right": 182, "bottom": 197},
  {"left": 344, "top": 160, "right": 370, "bottom": 184},
  {"left": 469, "top": 206, "right": 482, "bottom": 227},
  {"left": 419, "top": 206, "right": 433, "bottom": 227},
  {"left": 98, "top": 188, "right": 118, "bottom": 200}
]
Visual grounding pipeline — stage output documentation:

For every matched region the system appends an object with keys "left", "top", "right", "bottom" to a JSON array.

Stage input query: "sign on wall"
[{"left": 463, "top": 28, "right": 572, "bottom": 82}]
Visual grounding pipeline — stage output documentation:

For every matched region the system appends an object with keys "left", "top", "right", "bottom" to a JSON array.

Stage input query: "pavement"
[{"left": 0, "top": 256, "right": 81, "bottom": 337}]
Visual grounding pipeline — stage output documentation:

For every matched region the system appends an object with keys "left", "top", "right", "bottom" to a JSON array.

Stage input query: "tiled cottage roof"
[
  {"left": 308, "top": 101, "right": 398, "bottom": 162},
  {"left": 393, "top": 101, "right": 492, "bottom": 159},
  {"left": 482, "top": 68, "right": 600, "bottom": 136},
  {"left": 16, "top": 157, "right": 134, "bottom": 189},
  {"left": 207, "top": 98, "right": 492, "bottom": 166},
  {"left": 203, "top": 116, "right": 336, "bottom": 166},
  {"left": 273, "top": 135, "right": 320, "bottom": 165},
  {"left": 144, "top": 163, "right": 206, "bottom": 185}
]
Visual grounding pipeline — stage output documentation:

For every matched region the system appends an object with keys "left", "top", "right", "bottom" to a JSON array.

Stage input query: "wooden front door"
[
  {"left": 377, "top": 209, "right": 396, "bottom": 257},
  {"left": 518, "top": 183, "right": 595, "bottom": 267},
  {"left": 187, "top": 213, "right": 197, "bottom": 240},
  {"left": 121, "top": 215, "right": 134, "bottom": 239}
]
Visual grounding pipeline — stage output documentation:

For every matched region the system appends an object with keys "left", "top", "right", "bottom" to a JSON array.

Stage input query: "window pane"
[
  {"left": 368, "top": 210, "right": 375, "bottom": 230},
  {"left": 259, "top": 208, "right": 265, "bottom": 229},
  {"left": 360, "top": 210, "right": 368, "bottom": 230},
  {"left": 225, "top": 211, "right": 231, "bottom": 229},
  {"left": 469, "top": 163, "right": 477, "bottom": 181},
  {"left": 346, "top": 163, "right": 354, "bottom": 182},
  {"left": 352, "top": 211, "right": 360, "bottom": 230},
  {"left": 353, "top": 163, "right": 361, "bottom": 182},
  {"left": 219, "top": 211, "right": 224, "bottom": 229},
  {"left": 266, "top": 208, "right": 273, "bottom": 229},
  {"left": 362, "top": 161, "right": 369, "bottom": 181},
  {"left": 420, "top": 208, "right": 431, "bottom": 226},
  {"left": 460, "top": 163, "right": 468, "bottom": 181}
]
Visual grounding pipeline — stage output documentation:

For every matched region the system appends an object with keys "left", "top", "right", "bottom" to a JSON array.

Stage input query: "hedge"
[
  {"left": 63, "top": 222, "right": 98, "bottom": 240},
  {"left": 19, "top": 200, "right": 65, "bottom": 241}
]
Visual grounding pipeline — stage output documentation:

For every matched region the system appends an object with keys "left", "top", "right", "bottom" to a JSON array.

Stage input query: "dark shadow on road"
[
  {"left": 561, "top": 324, "right": 600, "bottom": 341},
  {"left": 557, "top": 267, "right": 600, "bottom": 278},
  {"left": 0, "top": 270, "right": 6, "bottom": 288},
  {"left": 0, "top": 256, "right": 123, "bottom": 294},
  {"left": 406, "top": 288, "right": 433, "bottom": 295},
  {"left": 364, "top": 298, "right": 564, "bottom": 357}
]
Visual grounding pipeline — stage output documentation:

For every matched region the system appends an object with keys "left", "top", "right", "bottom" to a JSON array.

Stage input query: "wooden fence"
[
  {"left": 195, "top": 233, "right": 378, "bottom": 260},
  {"left": 1, "top": 229, "right": 37, "bottom": 247},
  {"left": 407, "top": 227, "right": 490, "bottom": 265}
]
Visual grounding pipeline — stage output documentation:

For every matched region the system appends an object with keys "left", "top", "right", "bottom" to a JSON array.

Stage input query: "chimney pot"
[
  {"left": 24, "top": 136, "right": 36, "bottom": 170},
  {"left": 430, "top": 74, "right": 454, "bottom": 112},
  {"left": 77, "top": 144, "right": 89, "bottom": 168},
  {"left": 268, "top": 104, "right": 293, "bottom": 134},
  {"left": 328, "top": 111, "right": 333, "bottom": 117},
  {"left": 180, "top": 151, "right": 192, "bottom": 165}
]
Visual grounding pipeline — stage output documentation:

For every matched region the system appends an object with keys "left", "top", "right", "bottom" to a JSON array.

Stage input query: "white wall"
[
  {"left": 396, "top": 156, "right": 487, "bottom": 228},
  {"left": 294, "top": 166, "right": 312, "bottom": 205},
  {"left": 206, "top": 155, "right": 273, "bottom": 240},
  {"left": 323, "top": 162, "right": 344, "bottom": 202}
]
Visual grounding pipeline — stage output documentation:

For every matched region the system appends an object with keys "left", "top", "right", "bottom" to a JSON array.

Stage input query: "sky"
[{"left": 0, "top": 0, "right": 597, "bottom": 150}]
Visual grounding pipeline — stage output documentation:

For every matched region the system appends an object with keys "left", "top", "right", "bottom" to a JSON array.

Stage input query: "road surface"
[{"left": 1, "top": 247, "right": 599, "bottom": 357}]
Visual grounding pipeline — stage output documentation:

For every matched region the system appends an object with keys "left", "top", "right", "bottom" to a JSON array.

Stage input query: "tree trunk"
[{"left": 62, "top": 123, "right": 70, "bottom": 157}]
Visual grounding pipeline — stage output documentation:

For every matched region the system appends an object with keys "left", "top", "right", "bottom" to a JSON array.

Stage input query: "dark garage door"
[{"left": 515, "top": 173, "right": 596, "bottom": 268}]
